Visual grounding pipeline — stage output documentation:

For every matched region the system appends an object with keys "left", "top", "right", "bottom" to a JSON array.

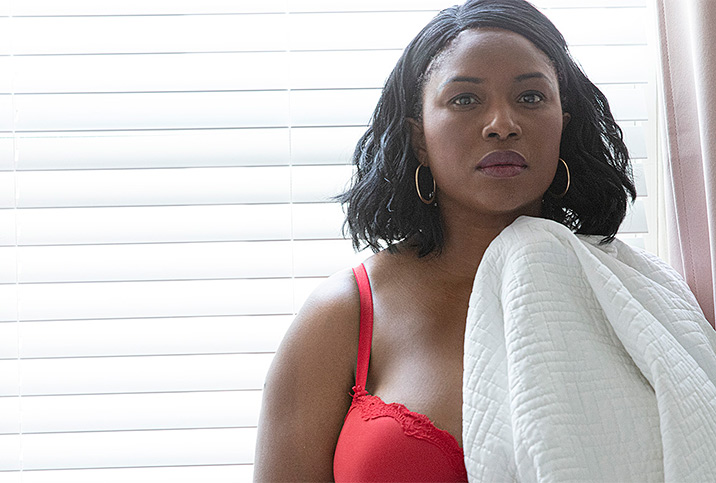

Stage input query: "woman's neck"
[{"left": 426, "top": 203, "right": 540, "bottom": 282}]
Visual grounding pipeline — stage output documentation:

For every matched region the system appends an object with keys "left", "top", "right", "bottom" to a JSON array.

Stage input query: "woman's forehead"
[{"left": 428, "top": 28, "right": 557, "bottom": 83}]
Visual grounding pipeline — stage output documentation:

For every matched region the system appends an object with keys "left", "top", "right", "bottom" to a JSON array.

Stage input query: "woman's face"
[{"left": 411, "top": 28, "right": 569, "bottom": 220}]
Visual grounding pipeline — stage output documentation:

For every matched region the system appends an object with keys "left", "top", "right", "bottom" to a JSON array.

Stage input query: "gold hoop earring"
[
  {"left": 415, "top": 164, "right": 436, "bottom": 204},
  {"left": 547, "top": 158, "right": 570, "bottom": 198}
]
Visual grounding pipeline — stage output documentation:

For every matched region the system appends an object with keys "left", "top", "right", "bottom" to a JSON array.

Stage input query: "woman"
[{"left": 254, "top": 0, "right": 635, "bottom": 480}]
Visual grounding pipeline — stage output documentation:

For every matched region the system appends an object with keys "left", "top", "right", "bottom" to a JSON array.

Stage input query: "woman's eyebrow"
[
  {"left": 439, "top": 72, "right": 552, "bottom": 91},
  {"left": 514, "top": 72, "right": 550, "bottom": 82},
  {"left": 438, "top": 76, "right": 484, "bottom": 90}
]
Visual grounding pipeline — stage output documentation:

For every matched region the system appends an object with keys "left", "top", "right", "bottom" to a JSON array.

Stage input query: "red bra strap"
[{"left": 352, "top": 263, "right": 374, "bottom": 392}]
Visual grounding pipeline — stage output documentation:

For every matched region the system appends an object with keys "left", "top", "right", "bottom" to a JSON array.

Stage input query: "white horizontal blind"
[{"left": 0, "top": 0, "right": 657, "bottom": 481}]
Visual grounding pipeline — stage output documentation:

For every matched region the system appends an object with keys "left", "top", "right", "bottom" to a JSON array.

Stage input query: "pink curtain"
[{"left": 656, "top": 0, "right": 716, "bottom": 327}]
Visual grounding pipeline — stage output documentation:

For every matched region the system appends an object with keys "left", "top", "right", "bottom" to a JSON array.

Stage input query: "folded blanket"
[{"left": 463, "top": 216, "right": 716, "bottom": 482}]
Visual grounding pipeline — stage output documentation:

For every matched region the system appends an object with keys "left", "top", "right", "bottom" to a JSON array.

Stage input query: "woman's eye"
[
  {"left": 451, "top": 94, "right": 478, "bottom": 106},
  {"left": 519, "top": 92, "right": 544, "bottom": 104}
]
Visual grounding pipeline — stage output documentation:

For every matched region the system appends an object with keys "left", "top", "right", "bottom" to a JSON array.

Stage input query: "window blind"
[{"left": 0, "top": 0, "right": 657, "bottom": 481}]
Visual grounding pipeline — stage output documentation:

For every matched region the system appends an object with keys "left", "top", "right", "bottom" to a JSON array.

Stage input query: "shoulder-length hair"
[{"left": 337, "top": 0, "right": 637, "bottom": 257}]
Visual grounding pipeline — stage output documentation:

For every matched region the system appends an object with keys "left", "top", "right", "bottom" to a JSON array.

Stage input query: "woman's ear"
[
  {"left": 407, "top": 117, "right": 428, "bottom": 165},
  {"left": 562, "top": 112, "right": 571, "bottom": 131}
]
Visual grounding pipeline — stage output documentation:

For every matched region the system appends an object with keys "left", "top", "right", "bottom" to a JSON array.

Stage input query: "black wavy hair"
[{"left": 337, "top": 0, "right": 636, "bottom": 257}]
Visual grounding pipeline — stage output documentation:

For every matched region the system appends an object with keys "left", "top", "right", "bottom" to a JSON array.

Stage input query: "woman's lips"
[
  {"left": 476, "top": 150, "right": 527, "bottom": 178},
  {"left": 479, "top": 165, "right": 526, "bottom": 177}
]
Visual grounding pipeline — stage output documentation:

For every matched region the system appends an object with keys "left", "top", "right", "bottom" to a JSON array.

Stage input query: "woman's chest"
[
  {"left": 366, "top": 306, "right": 467, "bottom": 446},
  {"left": 364, "top": 257, "right": 474, "bottom": 446}
]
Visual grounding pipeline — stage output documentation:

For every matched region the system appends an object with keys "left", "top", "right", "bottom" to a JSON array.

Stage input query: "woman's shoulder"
[
  {"left": 270, "top": 269, "right": 359, "bottom": 375},
  {"left": 299, "top": 266, "right": 361, "bottom": 321},
  {"left": 285, "top": 248, "right": 413, "bottom": 349}
]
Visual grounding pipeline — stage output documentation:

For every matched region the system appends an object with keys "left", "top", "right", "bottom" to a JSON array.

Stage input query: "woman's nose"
[{"left": 482, "top": 105, "right": 522, "bottom": 140}]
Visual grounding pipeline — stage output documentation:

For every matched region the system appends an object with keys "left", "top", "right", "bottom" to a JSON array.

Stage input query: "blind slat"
[
  {"left": 10, "top": 390, "right": 263, "bottom": 433},
  {"left": 10, "top": 0, "right": 287, "bottom": 15},
  {"left": 14, "top": 92, "right": 290, "bottom": 132},
  {"left": 0, "top": 396, "right": 20, "bottom": 434},
  {"left": 3, "top": 52, "right": 291, "bottom": 94},
  {"left": 289, "top": 126, "right": 366, "bottom": 165},
  {"left": 9, "top": 205, "right": 295, "bottom": 246},
  {"left": 1, "top": 354, "right": 273, "bottom": 396},
  {"left": 570, "top": 45, "right": 649, "bottom": 83},
  {"left": 1, "top": 0, "right": 648, "bottom": 16},
  {"left": 0, "top": 138, "right": 12, "bottom": 170},
  {"left": 0, "top": 285, "right": 17, "bottom": 321},
  {"left": 8, "top": 203, "right": 351, "bottom": 246},
  {"left": 293, "top": 0, "right": 648, "bottom": 9},
  {"left": 621, "top": 124, "right": 648, "bottom": 159},
  {"left": 9, "top": 279, "right": 295, "bottom": 322},
  {"left": 0, "top": 96, "right": 14, "bottom": 132},
  {"left": 2, "top": 16, "right": 289, "bottom": 55},
  {"left": 4, "top": 465, "right": 253, "bottom": 483},
  {"left": 7, "top": 129, "right": 292, "bottom": 171},
  {"left": 546, "top": 8, "right": 647, "bottom": 45},
  {"left": 598, "top": 84, "right": 649, "bottom": 121},
  {"left": 620, "top": 198, "right": 649, "bottom": 234},
  {"left": 8, "top": 239, "right": 359, "bottom": 284},
  {"left": 4, "top": 316, "right": 292, "bottom": 358},
  {"left": 13, "top": 241, "right": 296, "bottom": 282},
  {"left": 0, "top": 427, "right": 257, "bottom": 470},
  {"left": 7, "top": 165, "right": 351, "bottom": 208},
  {"left": 11, "top": 167, "right": 294, "bottom": 208},
  {"left": 0, "top": 323, "right": 18, "bottom": 358}
]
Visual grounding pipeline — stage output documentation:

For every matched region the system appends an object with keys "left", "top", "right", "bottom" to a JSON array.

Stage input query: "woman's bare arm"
[{"left": 253, "top": 268, "right": 359, "bottom": 481}]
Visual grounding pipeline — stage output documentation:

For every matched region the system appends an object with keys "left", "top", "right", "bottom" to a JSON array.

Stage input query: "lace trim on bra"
[{"left": 351, "top": 385, "right": 468, "bottom": 480}]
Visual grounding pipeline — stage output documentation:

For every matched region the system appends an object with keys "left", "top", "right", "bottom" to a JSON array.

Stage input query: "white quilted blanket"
[{"left": 463, "top": 216, "right": 716, "bottom": 482}]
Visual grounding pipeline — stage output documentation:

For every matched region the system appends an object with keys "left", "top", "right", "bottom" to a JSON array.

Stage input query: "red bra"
[{"left": 333, "top": 264, "right": 468, "bottom": 482}]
